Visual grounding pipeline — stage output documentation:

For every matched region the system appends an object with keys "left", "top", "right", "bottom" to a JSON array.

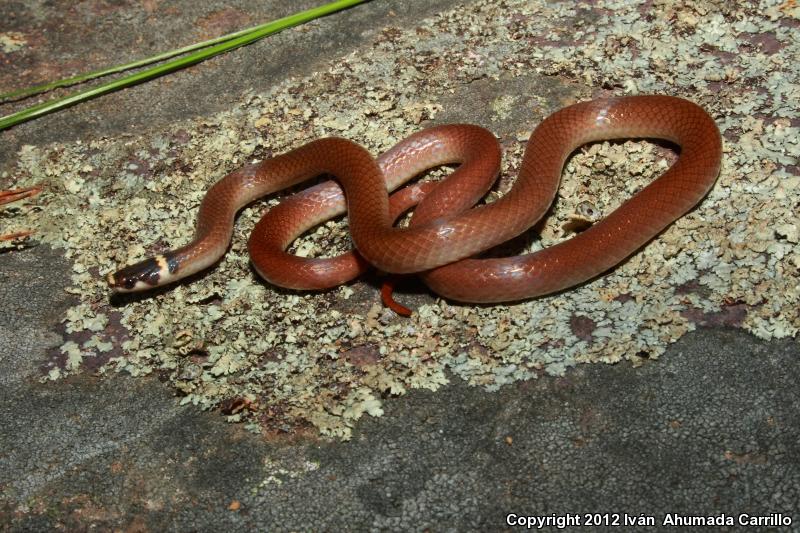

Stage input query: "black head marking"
[{"left": 107, "top": 257, "right": 162, "bottom": 292}]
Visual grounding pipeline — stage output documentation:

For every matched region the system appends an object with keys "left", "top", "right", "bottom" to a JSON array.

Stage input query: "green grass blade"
[
  {"left": 0, "top": 25, "right": 273, "bottom": 102},
  {"left": 0, "top": 0, "right": 368, "bottom": 131}
]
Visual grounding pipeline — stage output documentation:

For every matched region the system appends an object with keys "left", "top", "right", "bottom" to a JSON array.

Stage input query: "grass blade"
[
  {"left": 0, "top": 0, "right": 368, "bottom": 131},
  {"left": 0, "top": 25, "right": 273, "bottom": 103}
]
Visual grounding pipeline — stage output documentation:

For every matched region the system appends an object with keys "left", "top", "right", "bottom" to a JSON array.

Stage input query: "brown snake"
[{"left": 107, "top": 95, "right": 722, "bottom": 306}]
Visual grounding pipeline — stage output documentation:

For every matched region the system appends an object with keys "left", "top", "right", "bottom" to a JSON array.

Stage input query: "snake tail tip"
[{"left": 381, "top": 279, "right": 413, "bottom": 317}]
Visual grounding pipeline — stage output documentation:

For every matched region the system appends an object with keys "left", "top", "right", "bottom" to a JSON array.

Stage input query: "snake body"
[{"left": 107, "top": 95, "right": 722, "bottom": 303}]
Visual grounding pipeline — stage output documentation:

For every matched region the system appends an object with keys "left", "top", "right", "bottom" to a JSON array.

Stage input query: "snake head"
[{"left": 107, "top": 254, "right": 176, "bottom": 293}]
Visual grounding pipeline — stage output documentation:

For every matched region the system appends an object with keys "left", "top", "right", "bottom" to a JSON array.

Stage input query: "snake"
[{"left": 107, "top": 95, "right": 722, "bottom": 305}]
